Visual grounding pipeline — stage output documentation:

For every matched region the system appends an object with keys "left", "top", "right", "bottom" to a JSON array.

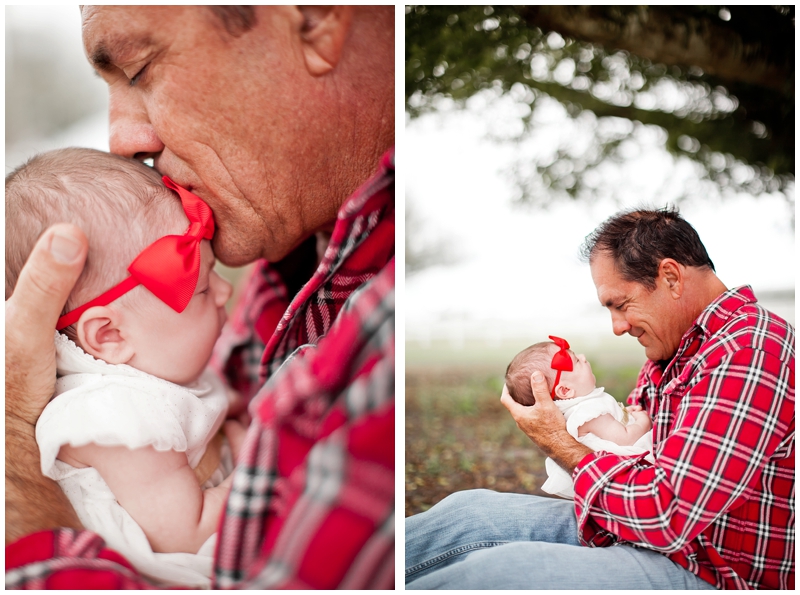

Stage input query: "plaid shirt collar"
[
  {"left": 693, "top": 284, "right": 756, "bottom": 338},
  {"left": 259, "top": 148, "right": 394, "bottom": 380},
  {"left": 644, "top": 285, "right": 757, "bottom": 386}
]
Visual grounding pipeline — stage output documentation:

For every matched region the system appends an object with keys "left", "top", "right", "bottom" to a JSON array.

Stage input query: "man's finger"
[
  {"left": 223, "top": 419, "right": 247, "bottom": 463},
  {"left": 7, "top": 224, "right": 88, "bottom": 352},
  {"left": 500, "top": 383, "right": 519, "bottom": 412},
  {"left": 530, "top": 371, "right": 553, "bottom": 405},
  {"left": 6, "top": 225, "right": 88, "bottom": 425},
  {"left": 501, "top": 384, "right": 534, "bottom": 427}
]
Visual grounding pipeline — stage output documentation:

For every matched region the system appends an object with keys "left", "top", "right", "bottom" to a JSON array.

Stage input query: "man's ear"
[
  {"left": 555, "top": 384, "right": 575, "bottom": 399},
  {"left": 75, "top": 306, "right": 135, "bottom": 365},
  {"left": 658, "top": 258, "right": 684, "bottom": 298},
  {"left": 298, "top": 6, "right": 354, "bottom": 76}
]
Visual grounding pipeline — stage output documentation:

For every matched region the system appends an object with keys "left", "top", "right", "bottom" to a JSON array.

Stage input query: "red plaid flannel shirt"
[
  {"left": 5, "top": 149, "right": 395, "bottom": 589},
  {"left": 573, "top": 286, "right": 794, "bottom": 590}
]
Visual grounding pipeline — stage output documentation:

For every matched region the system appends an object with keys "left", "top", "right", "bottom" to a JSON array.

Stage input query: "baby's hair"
[
  {"left": 5, "top": 148, "right": 187, "bottom": 337},
  {"left": 505, "top": 342, "right": 557, "bottom": 406}
]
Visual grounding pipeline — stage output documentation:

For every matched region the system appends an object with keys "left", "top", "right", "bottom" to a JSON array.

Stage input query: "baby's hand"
[
  {"left": 626, "top": 404, "right": 644, "bottom": 413},
  {"left": 630, "top": 409, "right": 652, "bottom": 431}
]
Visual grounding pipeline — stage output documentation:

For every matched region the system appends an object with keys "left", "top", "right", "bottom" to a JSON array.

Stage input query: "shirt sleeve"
[
  {"left": 573, "top": 347, "right": 794, "bottom": 554},
  {"left": 5, "top": 530, "right": 164, "bottom": 589}
]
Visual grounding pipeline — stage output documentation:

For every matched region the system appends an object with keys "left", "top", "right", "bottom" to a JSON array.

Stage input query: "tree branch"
[{"left": 520, "top": 6, "right": 793, "bottom": 93}]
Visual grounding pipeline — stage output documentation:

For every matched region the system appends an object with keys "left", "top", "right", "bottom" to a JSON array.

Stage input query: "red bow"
[
  {"left": 548, "top": 335, "right": 573, "bottom": 398},
  {"left": 56, "top": 176, "right": 215, "bottom": 330}
]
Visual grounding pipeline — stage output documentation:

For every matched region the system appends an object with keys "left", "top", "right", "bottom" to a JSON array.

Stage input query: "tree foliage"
[{"left": 406, "top": 5, "right": 794, "bottom": 207}]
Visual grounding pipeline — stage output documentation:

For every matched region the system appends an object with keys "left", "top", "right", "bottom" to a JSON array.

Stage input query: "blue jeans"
[{"left": 405, "top": 490, "right": 717, "bottom": 590}]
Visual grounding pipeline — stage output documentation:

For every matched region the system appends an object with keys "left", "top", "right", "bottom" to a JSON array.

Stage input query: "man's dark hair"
[
  {"left": 208, "top": 6, "right": 257, "bottom": 37},
  {"left": 580, "top": 206, "right": 715, "bottom": 290}
]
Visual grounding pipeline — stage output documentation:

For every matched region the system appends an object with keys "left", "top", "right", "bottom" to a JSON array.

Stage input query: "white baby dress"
[
  {"left": 36, "top": 333, "right": 233, "bottom": 588},
  {"left": 541, "top": 387, "right": 654, "bottom": 499}
]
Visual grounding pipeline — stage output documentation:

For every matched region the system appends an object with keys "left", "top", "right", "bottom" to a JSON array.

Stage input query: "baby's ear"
[
  {"left": 76, "top": 306, "right": 135, "bottom": 364},
  {"left": 555, "top": 384, "right": 575, "bottom": 399}
]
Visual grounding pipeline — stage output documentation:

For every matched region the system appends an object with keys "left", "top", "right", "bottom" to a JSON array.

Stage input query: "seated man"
[{"left": 406, "top": 207, "right": 794, "bottom": 590}]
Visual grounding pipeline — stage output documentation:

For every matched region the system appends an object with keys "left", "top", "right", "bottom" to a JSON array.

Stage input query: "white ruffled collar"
[{"left": 553, "top": 386, "right": 606, "bottom": 416}]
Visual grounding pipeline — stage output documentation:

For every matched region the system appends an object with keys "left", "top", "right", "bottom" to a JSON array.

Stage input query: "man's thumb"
[
  {"left": 9, "top": 224, "right": 87, "bottom": 332},
  {"left": 530, "top": 371, "right": 553, "bottom": 404}
]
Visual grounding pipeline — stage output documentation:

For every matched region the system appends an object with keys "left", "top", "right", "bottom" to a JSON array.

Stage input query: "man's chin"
[
  {"left": 638, "top": 338, "right": 656, "bottom": 359},
  {"left": 643, "top": 345, "right": 667, "bottom": 362},
  {"left": 212, "top": 235, "right": 260, "bottom": 268}
]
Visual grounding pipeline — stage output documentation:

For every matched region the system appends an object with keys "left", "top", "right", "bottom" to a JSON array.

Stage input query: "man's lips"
[{"left": 154, "top": 157, "right": 197, "bottom": 195}]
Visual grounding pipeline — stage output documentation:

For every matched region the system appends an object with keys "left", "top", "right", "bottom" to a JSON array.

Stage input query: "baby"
[
  {"left": 505, "top": 336, "right": 653, "bottom": 499},
  {"left": 5, "top": 148, "right": 240, "bottom": 588}
]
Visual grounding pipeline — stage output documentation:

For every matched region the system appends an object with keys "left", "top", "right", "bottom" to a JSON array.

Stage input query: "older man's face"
[
  {"left": 590, "top": 251, "right": 686, "bottom": 362},
  {"left": 81, "top": 6, "right": 344, "bottom": 266}
]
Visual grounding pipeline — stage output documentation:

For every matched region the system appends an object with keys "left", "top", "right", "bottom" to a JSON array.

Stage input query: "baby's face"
[
  {"left": 553, "top": 348, "right": 597, "bottom": 398},
  {"left": 124, "top": 240, "right": 232, "bottom": 385}
]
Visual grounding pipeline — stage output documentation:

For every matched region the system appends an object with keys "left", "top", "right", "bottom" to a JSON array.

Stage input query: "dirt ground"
[{"left": 405, "top": 366, "right": 551, "bottom": 517}]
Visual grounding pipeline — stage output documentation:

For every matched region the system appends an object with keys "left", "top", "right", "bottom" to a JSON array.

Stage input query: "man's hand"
[
  {"left": 500, "top": 371, "right": 592, "bottom": 473},
  {"left": 6, "top": 224, "right": 88, "bottom": 543},
  {"left": 223, "top": 419, "right": 248, "bottom": 463}
]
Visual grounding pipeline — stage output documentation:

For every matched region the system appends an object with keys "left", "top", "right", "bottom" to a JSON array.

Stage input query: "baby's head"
[
  {"left": 505, "top": 340, "right": 596, "bottom": 405},
  {"left": 6, "top": 148, "right": 232, "bottom": 385}
]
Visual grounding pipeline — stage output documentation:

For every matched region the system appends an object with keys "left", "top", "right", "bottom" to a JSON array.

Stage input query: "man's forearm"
[
  {"left": 5, "top": 416, "right": 82, "bottom": 544},
  {"left": 538, "top": 429, "right": 593, "bottom": 474}
]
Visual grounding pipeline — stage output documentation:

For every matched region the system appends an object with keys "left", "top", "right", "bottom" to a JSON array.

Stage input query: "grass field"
[{"left": 405, "top": 344, "right": 643, "bottom": 517}]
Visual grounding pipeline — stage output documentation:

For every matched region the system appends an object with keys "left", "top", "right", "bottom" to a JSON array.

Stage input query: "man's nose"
[
  {"left": 108, "top": 86, "right": 164, "bottom": 161},
  {"left": 611, "top": 312, "right": 631, "bottom": 336}
]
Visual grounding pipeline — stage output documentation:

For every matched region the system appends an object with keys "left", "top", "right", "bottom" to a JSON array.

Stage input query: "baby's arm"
[
  {"left": 59, "top": 442, "right": 232, "bottom": 554},
  {"left": 577, "top": 409, "right": 652, "bottom": 446}
]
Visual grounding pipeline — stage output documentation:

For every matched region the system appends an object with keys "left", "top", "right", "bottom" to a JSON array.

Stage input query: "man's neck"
[{"left": 683, "top": 268, "right": 728, "bottom": 324}]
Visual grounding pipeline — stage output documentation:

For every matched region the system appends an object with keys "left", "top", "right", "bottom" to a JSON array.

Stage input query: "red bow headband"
[
  {"left": 56, "top": 176, "right": 215, "bottom": 331},
  {"left": 548, "top": 335, "right": 573, "bottom": 398}
]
